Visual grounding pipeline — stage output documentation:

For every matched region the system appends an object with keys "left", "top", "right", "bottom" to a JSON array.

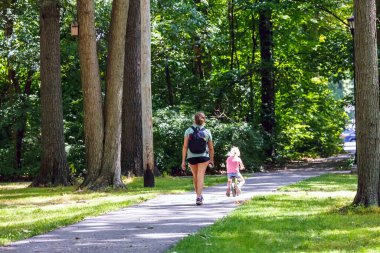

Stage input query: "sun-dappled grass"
[
  {"left": 0, "top": 175, "right": 225, "bottom": 246},
  {"left": 280, "top": 173, "right": 358, "bottom": 192},
  {"left": 168, "top": 173, "right": 380, "bottom": 253}
]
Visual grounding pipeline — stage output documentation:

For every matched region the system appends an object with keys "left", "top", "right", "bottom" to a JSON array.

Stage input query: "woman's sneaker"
[{"left": 196, "top": 195, "right": 203, "bottom": 205}]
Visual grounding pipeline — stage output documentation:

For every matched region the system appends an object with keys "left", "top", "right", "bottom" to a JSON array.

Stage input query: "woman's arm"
[
  {"left": 182, "top": 136, "right": 189, "bottom": 170},
  {"left": 208, "top": 140, "right": 214, "bottom": 166}
]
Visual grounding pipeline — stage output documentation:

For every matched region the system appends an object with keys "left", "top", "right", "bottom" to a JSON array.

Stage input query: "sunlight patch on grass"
[
  {"left": 0, "top": 182, "right": 30, "bottom": 190},
  {"left": 280, "top": 174, "right": 357, "bottom": 192}
]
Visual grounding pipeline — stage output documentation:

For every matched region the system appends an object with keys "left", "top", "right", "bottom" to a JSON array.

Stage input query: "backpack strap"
[{"left": 191, "top": 126, "right": 206, "bottom": 131}]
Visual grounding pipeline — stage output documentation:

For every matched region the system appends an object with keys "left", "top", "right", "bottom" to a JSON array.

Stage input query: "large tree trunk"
[
  {"left": 122, "top": 0, "right": 144, "bottom": 177},
  {"left": 353, "top": 0, "right": 380, "bottom": 207},
  {"left": 32, "top": 0, "right": 69, "bottom": 186},
  {"left": 376, "top": 0, "right": 380, "bottom": 47},
  {"left": 141, "top": 0, "right": 155, "bottom": 187},
  {"left": 77, "top": 0, "right": 104, "bottom": 188},
  {"left": 95, "top": 0, "right": 129, "bottom": 189},
  {"left": 259, "top": 2, "right": 275, "bottom": 162}
]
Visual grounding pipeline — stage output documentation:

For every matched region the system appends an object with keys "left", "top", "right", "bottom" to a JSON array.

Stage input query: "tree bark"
[
  {"left": 14, "top": 72, "right": 33, "bottom": 172},
  {"left": 353, "top": 0, "right": 380, "bottom": 206},
  {"left": 228, "top": 0, "right": 235, "bottom": 70},
  {"left": 95, "top": 0, "right": 129, "bottom": 189},
  {"left": 165, "top": 58, "right": 174, "bottom": 105},
  {"left": 32, "top": 0, "right": 69, "bottom": 186},
  {"left": 193, "top": 0, "right": 205, "bottom": 79},
  {"left": 2, "top": 0, "right": 29, "bottom": 174},
  {"left": 77, "top": 0, "right": 104, "bottom": 188},
  {"left": 122, "top": 0, "right": 143, "bottom": 177},
  {"left": 376, "top": 0, "right": 380, "bottom": 48},
  {"left": 259, "top": 2, "right": 275, "bottom": 161},
  {"left": 141, "top": 0, "right": 155, "bottom": 187},
  {"left": 248, "top": 14, "right": 258, "bottom": 122}
]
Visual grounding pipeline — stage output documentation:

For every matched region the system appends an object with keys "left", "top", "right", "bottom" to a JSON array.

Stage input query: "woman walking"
[{"left": 182, "top": 112, "right": 214, "bottom": 205}]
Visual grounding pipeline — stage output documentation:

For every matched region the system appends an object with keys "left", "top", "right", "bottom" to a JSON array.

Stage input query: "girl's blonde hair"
[{"left": 227, "top": 146, "right": 240, "bottom": 157}]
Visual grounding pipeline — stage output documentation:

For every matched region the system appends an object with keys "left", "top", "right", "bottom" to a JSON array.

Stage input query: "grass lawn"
[
  {"left": 168, "top": 174, "right": 380, "bottom": 253},
  {"left": 0, "top": 175, "right": 226, "bottom": 246}
]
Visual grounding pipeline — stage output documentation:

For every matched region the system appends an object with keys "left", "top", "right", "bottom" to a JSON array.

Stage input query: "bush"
[
  {"left": 153, "top": 107, "right": 265, "bottom": 175},
  {"left": 276, "top": 77, "right": 347, "bottom": 160}
]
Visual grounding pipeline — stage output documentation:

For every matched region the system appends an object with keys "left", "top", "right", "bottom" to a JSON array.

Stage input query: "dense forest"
[{"left": 0, "top": 0, "right": 353, "bottom": 182}]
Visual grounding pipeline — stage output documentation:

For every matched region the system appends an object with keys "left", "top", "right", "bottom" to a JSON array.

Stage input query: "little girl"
[{"left": 225, "top": 147, "right": 245, "bottom": 197}]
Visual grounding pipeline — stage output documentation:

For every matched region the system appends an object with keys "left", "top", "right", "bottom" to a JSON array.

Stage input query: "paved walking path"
[{"left": 1, "top": 168, "right": 347, "bottom": 253}]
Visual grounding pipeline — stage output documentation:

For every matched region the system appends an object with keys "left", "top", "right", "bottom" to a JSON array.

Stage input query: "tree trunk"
[
  {"left": 248, "top": 14, "right": 257, "bottom": 122},
  {"left": 165, "top": 58, "right": 174, "bottom": 105},
  {"left": 376, "top": 0, "right": 380, "bottom": 48},
  {"left": 193, "top": 42, "right": 204, "bottom": 79},
  {"left": 32, "top": 0, "right": 69, "bottom": 186},
  {"left": 141, "top": 0, "right": 155, "bottom": 187},
  {"left": 259, "top": 2, "right": 275, "bottom": 161},
  {"left": 14, "top": 72, "right": 33, "bottom": 172},
  {"left": 228, "top": 0, "right": 235, "bottom": 70},
  {"left": 353, "top": 0, "right": 380, "bottom": 207},
  {"left": 95, "top": 0, "right": 129, "bottom": 189},
  {"left": 3, "top": 0, "right": 28, "bottom": 174},
  {"left": 193, "top": 0, "right": 205, "bottom": 80},
  {"left": 77, "top": 0, "right": 104, "bottom": 188},
  {"left": 122, "top": 0, "right": 143, "bottom": 177}
]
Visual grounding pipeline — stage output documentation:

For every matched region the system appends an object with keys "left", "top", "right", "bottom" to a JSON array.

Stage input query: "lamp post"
[
  {"left": 347, "top": 15, "right": 354, "bottom": 36},
  {"left": 347, "top": 15, "right": 357, "bottom": 164}
]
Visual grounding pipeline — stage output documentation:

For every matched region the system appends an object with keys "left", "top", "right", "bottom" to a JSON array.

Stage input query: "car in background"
[{"left": 340, "top": 129, "right": 356, "bottom": 142}]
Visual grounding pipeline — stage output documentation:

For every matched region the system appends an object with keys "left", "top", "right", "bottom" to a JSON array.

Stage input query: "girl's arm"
[
  {"left": 240, "top": 160, "right": 245, "bottom": 170},
  {"left": 182, "top": 136, "right": 189, "bottom": 170}
]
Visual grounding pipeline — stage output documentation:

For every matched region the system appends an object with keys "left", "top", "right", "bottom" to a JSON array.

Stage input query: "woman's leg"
[
  {"left": 195, "top": 161, "right": 208, "bottom": 197},
  {"left": 189, "top": 164, "right": 199, "bottom": 194}
]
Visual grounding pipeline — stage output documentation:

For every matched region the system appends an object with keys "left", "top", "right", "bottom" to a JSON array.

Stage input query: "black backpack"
[{"left": 188, "top": 126, "right": 207, "bottom": 154}]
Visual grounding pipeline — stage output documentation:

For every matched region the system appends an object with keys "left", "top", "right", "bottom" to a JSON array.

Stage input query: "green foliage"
[
  {"left": 206, "top": 119, "right": 264, "bottom": 171},
  {"left": 153, "top": 107, "right": 264, "bottom": 174},
  {"left": 0, "top": 0, "right": 354, "bottom": 180},
  {"left": 153, "top": 107, "right": 192, "bottom": 174},
  {"left": 0, "top": 1, "right": 41, "bottom": 179},
  {"left": 276, "top": 76, "right": 348, "bottom": 160}
]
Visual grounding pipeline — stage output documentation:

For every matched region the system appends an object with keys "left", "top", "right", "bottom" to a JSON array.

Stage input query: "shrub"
[{"left": 153, "top": 107, "right": 265, "bottom": 175}]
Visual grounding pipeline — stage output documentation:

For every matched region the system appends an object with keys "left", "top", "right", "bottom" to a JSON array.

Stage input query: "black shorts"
[{"left": 187, "top": 157, "right": 210, "bottom": 165}]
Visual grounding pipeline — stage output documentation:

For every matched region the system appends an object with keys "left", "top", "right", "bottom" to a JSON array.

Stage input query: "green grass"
[
  {"left": 280, "top": 173, "right": 358, "bottom": 192},
  {"left": 0, "top": 175, "right": 225, "bottom": 246},
  {"left": 168, "top": 174, "right": 380, "bottom": 253}
]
